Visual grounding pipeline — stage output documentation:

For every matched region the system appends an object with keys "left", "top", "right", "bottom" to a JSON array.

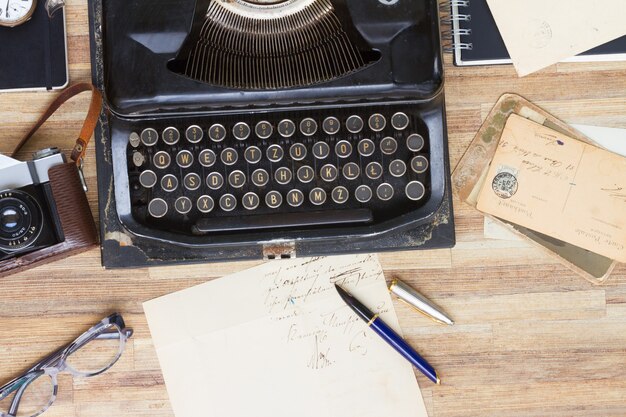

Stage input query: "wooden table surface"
[{"left": 1, "top": 2, "right": 626, "bottom": 417}]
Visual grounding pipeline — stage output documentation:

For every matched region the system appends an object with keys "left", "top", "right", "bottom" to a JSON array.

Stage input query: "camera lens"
[
  {"left": 1, "top": 207, "right": 21, "bottom": 232},
  {"left": 0, "top": 190, "right": 43, "bottom": 251}
]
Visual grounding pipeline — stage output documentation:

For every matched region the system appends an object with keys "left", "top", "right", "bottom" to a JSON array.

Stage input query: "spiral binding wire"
[{"left": 440, "top": 0, "right": 473, "bottom": 53}]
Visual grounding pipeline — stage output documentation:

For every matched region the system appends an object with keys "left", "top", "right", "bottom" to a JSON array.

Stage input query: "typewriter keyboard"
[{"left": 126, "top": 107, "right": 432, "bottom": 235}]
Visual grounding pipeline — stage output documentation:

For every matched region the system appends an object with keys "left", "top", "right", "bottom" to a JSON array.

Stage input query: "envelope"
[
  {"left": 477, "top": 114, "right": 626, "bottom": 263},
  {"left": 486, "top": 0, "right": 626, "bottom": 76}
]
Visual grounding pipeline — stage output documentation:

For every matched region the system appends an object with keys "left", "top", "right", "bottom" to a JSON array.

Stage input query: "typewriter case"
[{"left": 88, "top": 0, "right": 455, "bottom": 268}]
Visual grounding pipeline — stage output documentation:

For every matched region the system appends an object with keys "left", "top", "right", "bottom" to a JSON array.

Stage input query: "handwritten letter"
[{"left": 144, "top": 255, "right": 429, "bottom": 417}]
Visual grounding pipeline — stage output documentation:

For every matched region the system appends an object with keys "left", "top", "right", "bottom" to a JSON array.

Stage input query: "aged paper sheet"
[
  {"left": 484, "top": 123, "right": 626, "bottom": 241},
  {"left": 144, "top": 255, "right": 428, "bottom": 417},
  {"left": 487, "top": 0, "right": 626, "bottom": 76},
  {"left": 477, "top": 114, "right": 626, "bottom": 262}
]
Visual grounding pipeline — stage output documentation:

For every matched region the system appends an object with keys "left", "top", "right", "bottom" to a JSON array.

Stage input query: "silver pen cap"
[{"left": 389, "top": 278, "right": 454, "bottom": 326}]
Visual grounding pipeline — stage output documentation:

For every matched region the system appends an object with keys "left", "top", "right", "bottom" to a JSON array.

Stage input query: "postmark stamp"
[
  {"left": 527, "top": 18, "right": 552, "bottom": 49},
  {"left": 492, "top": 170, "right": 518, "bottom": 199}
]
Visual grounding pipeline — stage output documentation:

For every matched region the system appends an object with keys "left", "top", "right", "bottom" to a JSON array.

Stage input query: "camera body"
[{"left": 0, "top": 149, "right": 66, "bottom": 262}]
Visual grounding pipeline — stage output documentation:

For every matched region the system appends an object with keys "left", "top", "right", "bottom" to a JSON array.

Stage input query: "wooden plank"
[{"left": 0, "top": 1, "right": 625, "bottom": 416}]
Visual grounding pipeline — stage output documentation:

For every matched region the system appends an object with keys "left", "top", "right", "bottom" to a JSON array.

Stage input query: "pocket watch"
[{"left": 0, "top": 0, "right": 37, "bottom": 27}]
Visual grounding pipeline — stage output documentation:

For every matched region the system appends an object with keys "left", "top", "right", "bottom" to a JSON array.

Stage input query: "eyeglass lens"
[
  {"left": 0, "top": 373, "right": 54, "bottom": 417},
  {"left": 65, "top": 324, "right": 124, "bottom": 375}
]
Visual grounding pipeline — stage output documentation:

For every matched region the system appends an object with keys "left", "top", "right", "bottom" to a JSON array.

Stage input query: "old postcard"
[
  {"left": 143, "top": 255, "right": 428, "bottom": 417},
  {"left": 477, "top": 114, "right": 626, "bottom": 262},
  {"left": 486, "top": 0, "right": 626, "bottom": 76}
]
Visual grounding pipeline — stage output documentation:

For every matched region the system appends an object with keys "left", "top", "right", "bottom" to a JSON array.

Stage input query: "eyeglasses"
[{"left": 0, "top": 313, "right": 133, "bottom": 417}]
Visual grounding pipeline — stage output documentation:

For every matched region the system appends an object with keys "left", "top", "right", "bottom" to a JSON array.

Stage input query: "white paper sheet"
[
  {"left": 144, "top": 255, "right": 428, "bottom": 417},
  {"left": 486, "top": 0, "right": 626, "bottom": 76}
]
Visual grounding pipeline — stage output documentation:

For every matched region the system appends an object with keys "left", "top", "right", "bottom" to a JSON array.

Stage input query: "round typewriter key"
[
  {"left": 174, "top": 197, "right": 193, "bottom": 215},
  {"left": 132, "top": 151, "right": 145, "bottom": 167},
  {"left": 335, "top": 140, "right": 353, "bottom": 158},
  {"left": 342, "top": 162, "right": 360, "bottom": 180},
  {"left": 389, "top": 159, "right": 407, "bottom": 177},
  {"left": 219, "top": 194, "right": 237, "bottom": 212},
  {"left": 312, "top": 142, "right": 330, "bottom": 160},
  {"left": 221, "top": 148, "right": 238, "bottom": 166},
  {"left": 139, "top": 170, "right": 157, "bottom": 188},
  {"left": 255, "top": 121, "right": 273, "bottom": 139},
  {"left": 161, "top": 175, "right": 178, "bottom": 192},
  {"left": 185, "top": 125, "right": 203, "bottom": 143},
  {"left": 153, "top": 151, "right": 171, "bottom": 169},
  {"left": 365, "top": 162, "right": 383, "bottom": 180},
  {"left": 197, "top": 195, "right": 215, "bottom": 213},
  {"left": 377, "top": 183, "right": 394, "bottom": 201},
  {"left": 228, "top": 170, "right": 246, "bottom": 188},
  {"left": 410, "top": 155, "right": 429, "bottom": 174},
  {"left": 297, "top": 166, "right": 315, "bottom": 183},
  {"left": 162, "top": 127, "right": 180, "bottom": 145},
  {"left": 129, "top": 132, "right": 141, "bottom": 148},
  {"left": 274, "top": 167, "right": 293, "bottom": 185},
  {"left": 252, "top": 169, "right": 270, "bottom": 187},
  {"left": 199, "top": 149, "right": 216, "bottom": 168},
  {"left": 357, "top": 139, "right": 375, "bottom": 157},
  {"left": 320, "top": 164, "right": 338, "bottom": 182},
  {"left": 332, "top": 186, "right": 349, "bottom": 204},
  {"left": 355, "top": 185, "right": 373, "bottom": 203},
  {"left": 289, "top": 143, "right": 307, "bottom": 161},
  {"left": 287, "top": 189, "right": 304, "bottom": 207},
  {"left": 278, "top": 119, "right": 296, "bottom": 138},
  {"left": 380, "top": 137, "right": 398, "bottom": 155},
  {"left": 242, "top": 192, "right": 260, "bottom": 211},
  {"left": 391, "top": 112, "right": 410, "bottom": 131},
  {"left": 368, "top": 114, "right": 386, "bottom": 132},
  {"left": 323, "top": 116, "right": 341, "bottom": 135},
  {"left": 346, "top": 115, "right": 364, "bottom": 134},
  {"left": 267, "top": 144, "right": 284, "bottom": 163},
  {"left": 176, "top": 150, "right": 194, "bottom": 168},
  {"left": 244, "top": 146, "right": 262, "bottom": 164},
  {"left": 184, "top": 173, "right": 201, "bottom": 191},
  {"left": 406, "top": 133, "right": 425, "bottom": 152},
  {"left": 140, "top": 128, "right": 159, "bottom": 146},
  {"left": 265, "top": 191, "right": 283, "bottom": 209},
  {"left": 309, "top": 188, "right": 327, "bottom": 206},
  {"left": 300, "top": 118, "right": 318, "bottom": 136},
  {"left": 209, "top": 124, "right": 227, "bottom": 142},
  {"left": 233, "top": 122, "right": 251, "bottom": 141},
  {"left": 148, "top": 198, "right": 168, "bottom": 218},
  {"left": 206, "top": 172, "right": 224, "bottom": 190},
  {"left": 405, "top": 181, "right": 426, "bottom": 201}
]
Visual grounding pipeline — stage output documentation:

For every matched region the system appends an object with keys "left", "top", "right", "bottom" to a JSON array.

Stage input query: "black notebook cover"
[
  {"left": 451, "top": 0, "right": 626, "bottom": 66},
  {"left": 0, "top": 3, "right": 68, "bottom": 91}
]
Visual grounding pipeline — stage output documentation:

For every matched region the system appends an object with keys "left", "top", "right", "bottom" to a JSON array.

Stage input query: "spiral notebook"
[{"left": 447, "top": 0, "right": 626, "bottom": 66}]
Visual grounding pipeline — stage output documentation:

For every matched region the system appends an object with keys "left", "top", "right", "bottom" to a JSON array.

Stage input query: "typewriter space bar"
[{"left": 193, "top": 209, "right": 373, "bottom": 234}]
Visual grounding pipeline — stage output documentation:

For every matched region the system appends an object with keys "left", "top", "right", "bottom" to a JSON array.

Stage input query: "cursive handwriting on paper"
[{"left": 261, "top": 255, "right": 387, "bottom": 369}]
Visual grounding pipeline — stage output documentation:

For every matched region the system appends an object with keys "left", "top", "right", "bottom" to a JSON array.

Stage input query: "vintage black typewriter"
[{"left": 88, "top": 0, "right": 455, "bottom": 268}]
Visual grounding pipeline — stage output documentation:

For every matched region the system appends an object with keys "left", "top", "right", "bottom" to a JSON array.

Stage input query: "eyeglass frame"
[{"left": 0, "top": 313, "right": 133, "bottom": 417}]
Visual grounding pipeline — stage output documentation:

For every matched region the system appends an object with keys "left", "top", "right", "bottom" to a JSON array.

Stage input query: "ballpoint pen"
[{"left": 334, "top": 284, "right": 440, "bottom": 385}]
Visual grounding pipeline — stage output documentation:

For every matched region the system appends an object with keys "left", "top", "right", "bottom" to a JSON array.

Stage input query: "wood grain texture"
[{"left": 1, "top": 1, "right": 625, "bottom": 416}]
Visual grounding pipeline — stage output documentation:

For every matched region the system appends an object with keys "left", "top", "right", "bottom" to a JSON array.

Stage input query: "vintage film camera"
[{"left": 0, "top": 149, "right": 67, "bottom": 261}]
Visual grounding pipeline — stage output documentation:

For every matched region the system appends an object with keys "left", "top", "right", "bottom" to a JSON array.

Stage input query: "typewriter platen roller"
[{"left": 90, "top": 0, "right": 455, "bottom": 267}]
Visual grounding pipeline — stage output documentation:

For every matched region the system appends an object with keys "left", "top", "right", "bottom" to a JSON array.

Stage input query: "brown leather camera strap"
[{"left": 10, "top": 83, "right": 103, "bottom": 166}]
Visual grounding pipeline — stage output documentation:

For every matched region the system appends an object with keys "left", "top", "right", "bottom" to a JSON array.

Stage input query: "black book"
[
  {"left": 0, "top": 3, "right": 68, "bottom": 91},
  {"left": 448, "top": 0, "right": 626, "bottom": 66}
]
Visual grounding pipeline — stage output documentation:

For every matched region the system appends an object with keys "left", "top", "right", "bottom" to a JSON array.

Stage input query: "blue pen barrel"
[{"left": 370, "top": 317, "right": 439, "bottom": 384}]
